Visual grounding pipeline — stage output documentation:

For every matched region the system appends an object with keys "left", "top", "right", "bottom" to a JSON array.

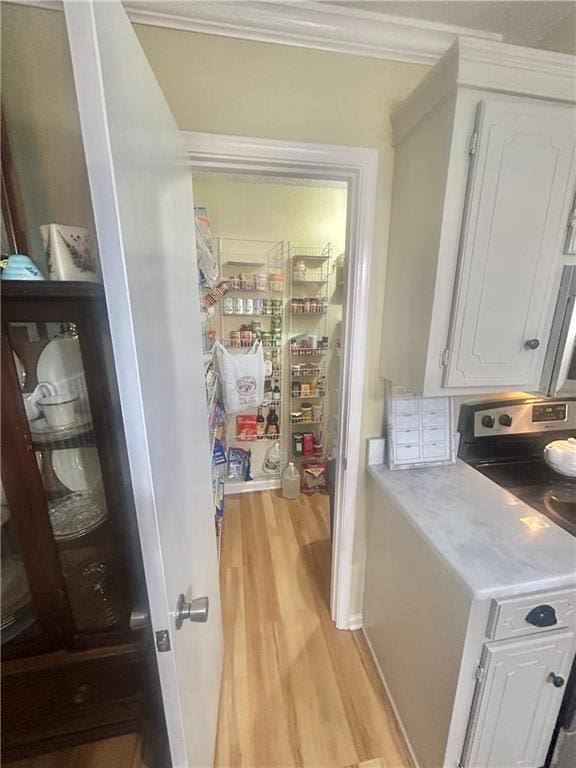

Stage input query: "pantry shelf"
[
  {"left": 232, "top": 434, "right": 282, "bottom": 443},
  {"left": 290, "top": 348, "right": 328, "bottom": 357},
  {"left": 290, "top": 417, "right": 322, "bottom": 425}
]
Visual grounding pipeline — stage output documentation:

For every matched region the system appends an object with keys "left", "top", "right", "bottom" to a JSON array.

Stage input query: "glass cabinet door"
[
  {"left": 1, "top": 480, "right": 37, "bottom": 649},
  {"left": 4, "top": 319, "right": 132, "bottom": 644}
]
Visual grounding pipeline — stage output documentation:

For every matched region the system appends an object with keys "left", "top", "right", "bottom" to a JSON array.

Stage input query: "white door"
[
  {"left": 445, "top": 98, "right": 576, "bottom": 389},
  {"left": 63, "top": 2, "right": 223, "bottom": 766},
  {"left": 463, "top": 631, "right": 575, "bottom": 768}
]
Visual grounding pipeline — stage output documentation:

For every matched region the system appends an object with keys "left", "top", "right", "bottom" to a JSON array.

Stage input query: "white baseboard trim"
[
  {"left": 362, "top": 628, "right": 421, "bottom": 768},
  {"left": 348, "top": 612, "right": 363, "bottom": 630},
  {"left": 225, "top": 477, "right": 280, "bottom": 495}
]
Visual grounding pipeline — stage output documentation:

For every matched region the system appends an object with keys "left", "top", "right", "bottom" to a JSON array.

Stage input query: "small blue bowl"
[{"left": 1, "top": 254, "right": 44, "bottom": 281}]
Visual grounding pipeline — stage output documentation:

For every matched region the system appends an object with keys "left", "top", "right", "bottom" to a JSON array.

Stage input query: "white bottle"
[
  {"left": 282, "top": 462, "right": 301, "bottom": 500},
  {"left": 263, "top": 441, "right": 281, "bottom": 474}
]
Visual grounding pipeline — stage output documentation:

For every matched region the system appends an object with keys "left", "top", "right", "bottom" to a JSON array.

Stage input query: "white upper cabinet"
[
  {"left": 445, "top": 99, "right": 576, "bottom": 389},
  {"left": 380, "top": 39, "right": 576, "bottom": 396}
]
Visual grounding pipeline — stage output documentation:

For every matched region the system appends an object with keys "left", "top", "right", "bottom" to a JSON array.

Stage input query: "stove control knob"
[
  {"left": 481, "top": 415, "right": 495, "bottom": 428},
  {"left": 499, "top": 414, "right": 513, "bottom": 427}
]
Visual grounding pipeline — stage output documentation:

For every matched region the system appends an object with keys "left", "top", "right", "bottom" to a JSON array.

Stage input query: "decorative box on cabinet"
[
  {"left": 380, "top": 38, "right": 576, "bottom": 396},
  {"left": 0, "top": 281, "right": 162, "bottom": 762}
]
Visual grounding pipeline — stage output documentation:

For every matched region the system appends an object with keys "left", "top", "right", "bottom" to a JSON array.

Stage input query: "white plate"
[
  {"left": 1, "top": 558, "right": 30, "bottom": 615},
  {"left": 51, "top": 447, "right": 103, "bottom": 493},
  {"left": 29, "top": 415, "right": 93, "bottom": 439},
  {"left": 36, "top": 334, "right": 88, "bottom": 406}
]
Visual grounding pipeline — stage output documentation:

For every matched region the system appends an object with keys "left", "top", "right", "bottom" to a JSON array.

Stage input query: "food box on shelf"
[{"left": 236, "top": 415, "right": 258, "bottom": 439}]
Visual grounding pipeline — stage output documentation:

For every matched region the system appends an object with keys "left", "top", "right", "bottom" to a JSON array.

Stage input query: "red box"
[{"left": 236, "top": 415, "right": 257, "bottom": 439}]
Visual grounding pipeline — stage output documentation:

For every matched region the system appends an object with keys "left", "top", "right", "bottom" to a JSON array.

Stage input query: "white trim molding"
[
  {"left": 183, "top": 131, "right": 378, "bottom": 630},
  {"left": 12, "top": 0, "right": 501, "bottom": 65}
]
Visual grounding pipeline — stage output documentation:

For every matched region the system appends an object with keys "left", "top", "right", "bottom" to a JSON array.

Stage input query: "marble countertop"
[{"left": 368, "top": 460, "right": 576, "bottom": 600}]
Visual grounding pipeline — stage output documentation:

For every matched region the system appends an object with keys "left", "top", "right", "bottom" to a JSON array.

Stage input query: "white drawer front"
[{"left": 487, "top": 588, "right": 576, "bottom": 640}]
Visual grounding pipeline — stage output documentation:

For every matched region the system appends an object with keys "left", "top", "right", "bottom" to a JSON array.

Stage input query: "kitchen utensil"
[{"left": 51, "top": 447, "right": 103, "bottom": 492}]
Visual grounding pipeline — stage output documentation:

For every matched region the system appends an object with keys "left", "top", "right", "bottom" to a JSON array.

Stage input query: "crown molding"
[
  {"left": 8, "top": 0, "right": 502, "bottom": 66},
  {"left": 392, "top": 36, "right": 576, "bottom": 143}
]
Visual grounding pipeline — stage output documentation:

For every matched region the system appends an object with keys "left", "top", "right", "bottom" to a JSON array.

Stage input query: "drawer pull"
[
  {"left": 525, "top": 604, "right": 557, "bottom": 628},
  {"left": 71, "top": 683, "right": 90, "bottom": 705},
  {"left": 548, "top": 673, "right": 565, "bottom": 688}
]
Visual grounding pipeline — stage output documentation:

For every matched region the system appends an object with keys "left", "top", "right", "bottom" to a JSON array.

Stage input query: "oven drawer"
[{"left": 487, "top": 588, "right": 576, "bottom": 640}]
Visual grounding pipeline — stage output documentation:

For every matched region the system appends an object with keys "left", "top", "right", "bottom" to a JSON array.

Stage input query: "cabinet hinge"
[
  {"left": 441, "top": 348, "right": 450, "bottom": 366},
  {"left": 474, "top": 663, "right": 485, "bottom": 682},
  {"left": 468, "top": 131, "right": 479, "bottom": 156}
]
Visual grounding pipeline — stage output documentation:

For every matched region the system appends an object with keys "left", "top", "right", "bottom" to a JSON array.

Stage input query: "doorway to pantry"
[{"left": 187, "top": 132, "right": 377, "bottom": 630}]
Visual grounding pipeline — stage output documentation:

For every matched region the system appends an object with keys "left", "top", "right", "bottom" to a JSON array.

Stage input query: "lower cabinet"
[{"left": 462, "top": 630, "right": 575, "bottom": 768}]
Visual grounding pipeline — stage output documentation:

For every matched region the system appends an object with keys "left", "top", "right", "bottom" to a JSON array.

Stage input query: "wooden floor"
[
  {"left": 5, "top": 734, "right": 144, "bottom": 768},
  {"left": 215, "top": 490, "right": 411, "bottom": 768}
]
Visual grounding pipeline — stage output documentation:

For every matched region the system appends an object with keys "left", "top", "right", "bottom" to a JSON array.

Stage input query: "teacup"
[
  {"left": 37, "top": 393, "right": 78, "bottom": 429},
  {"left": 23, "top": 382, "right": 57, "bottom": 421}
]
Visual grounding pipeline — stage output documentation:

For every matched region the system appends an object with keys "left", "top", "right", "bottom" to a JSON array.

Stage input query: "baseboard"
[
  {"left": 225, "top": 478, "right": 281, "bottom": 494},
  {"left": 348, "top": 612, "right": 363, "bottom": 630},
  {"left": 362, "top": 628, "right": 421, "bottom": 768}
]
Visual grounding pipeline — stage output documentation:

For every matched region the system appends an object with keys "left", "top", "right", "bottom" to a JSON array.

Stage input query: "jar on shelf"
[
  {"left": 229, "top": 275, "right": 241, "bottom": 291},
  {"left": 291, "top": 381, "right": 302, "bottom": 397},
  {"left": 293, "top": 261, "right": 307, "bottom": 281},
  {"left": 241, "top": 273, "right": 256, "bottom": 291},
  {"left": 229, "top": 331, "right": 241, "bottom": 348},
  {"left": 301, "top": 403, "right": 313, "bottom": 422},
  {"left": 304, "top": 298, "right": 312, "bottom": 314},
  {"left": 269, "top": 273, "right": 284, "bottom": 292},
  {"left": 256, "top": 272, "right": 268, "bottom": 291}
]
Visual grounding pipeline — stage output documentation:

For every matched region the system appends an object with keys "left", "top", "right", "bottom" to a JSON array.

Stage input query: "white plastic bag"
[{"left": 214, "top": 341, "right": 264, "bottom": 414}]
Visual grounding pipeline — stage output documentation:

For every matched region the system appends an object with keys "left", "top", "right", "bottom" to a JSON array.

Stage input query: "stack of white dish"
[
  {"left": 1, "top": 558, "right": 32, "bottom": 635},
  {"left": 48, "top": 491, "right": 108, "bottom": 541}
]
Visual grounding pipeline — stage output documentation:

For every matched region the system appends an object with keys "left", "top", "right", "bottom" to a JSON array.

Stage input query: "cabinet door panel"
[
  {"left": 445, "top": 99, "right": 576, "bottom": 388},
  {"left": 463, "top": 631, "right": 575, "bottom": 768}
]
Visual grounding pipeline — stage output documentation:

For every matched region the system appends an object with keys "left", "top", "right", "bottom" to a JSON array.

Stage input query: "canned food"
[
  {"left": 233, "top": 298, "right": 244, "bottom": 314},
  {"left": 223, "top": 297, "right": 235, "bottom": 315},
  {"left": 256, "top": 273, "right": 268, "bottom": 291},
  {"left": 243, "top": 298, "right": 254, "bottom": 315},
  {"left": 253, "top": 298, "right": 264, "bottom": 315},
  {"left": 241, "top": 273, "right": 256, "bottom": 291},
  {"left": 229, "top": 275, "right": 242, "bottom": 290},
  {"left": 272, "top": 299, "right": 283, "bottom": 316},
  {"left": 262, "top": 299, "right": 271, "bottom": 316}
]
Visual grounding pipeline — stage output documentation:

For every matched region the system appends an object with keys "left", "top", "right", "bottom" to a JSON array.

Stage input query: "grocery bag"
[{"left": 214, "top": 341, "right": 264, "bottom": 414}]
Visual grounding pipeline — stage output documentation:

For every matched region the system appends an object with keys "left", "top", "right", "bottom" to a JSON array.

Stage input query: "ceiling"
[{"left": 336, "top": 1, "right": 575, "bottom": 47}]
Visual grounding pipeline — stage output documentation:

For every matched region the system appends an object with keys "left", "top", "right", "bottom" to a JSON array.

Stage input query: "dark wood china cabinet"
[{"left": 1, "top": 281, "right": 163, "bottom": 762}]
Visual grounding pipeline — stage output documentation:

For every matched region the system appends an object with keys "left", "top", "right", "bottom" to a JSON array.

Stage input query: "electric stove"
[{"left": 458, "top": 398, "right": 576, "bottom": 537}]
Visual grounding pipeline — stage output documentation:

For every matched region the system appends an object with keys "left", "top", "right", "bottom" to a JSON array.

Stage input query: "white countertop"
[{"left": 368, "top": 460, "right": 576, "bottom": 600}]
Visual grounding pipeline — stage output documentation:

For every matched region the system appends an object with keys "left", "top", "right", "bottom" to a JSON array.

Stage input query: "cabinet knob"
[
  {"left": 524, "top": 338, "right": 541, "bottom": 350},
  {"left": 548, "top": 673, "right": 565, "bottom": 688},
  {"left": 525, "top": 604, "right": 557, "bottom": 628}
]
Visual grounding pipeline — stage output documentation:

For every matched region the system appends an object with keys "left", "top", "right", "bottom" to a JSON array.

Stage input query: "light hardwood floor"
[
  {"left": 215, "top": 490, "right": 411, "bottom": 768},
  {"left": 5, "top": 734, "right": 144, "bottom": 768}
]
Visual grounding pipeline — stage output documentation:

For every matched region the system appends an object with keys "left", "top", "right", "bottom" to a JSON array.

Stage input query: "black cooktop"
[{"left": 475, "top": 459, "right": 576, "bottom": 536}]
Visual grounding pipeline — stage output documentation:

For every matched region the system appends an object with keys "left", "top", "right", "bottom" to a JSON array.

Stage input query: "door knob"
[
  {"left": 524, "top": 338, "right": 541, "bottom": 350},
  {"left": 175, "top": 593, "right": 209, "bottom": 629}
]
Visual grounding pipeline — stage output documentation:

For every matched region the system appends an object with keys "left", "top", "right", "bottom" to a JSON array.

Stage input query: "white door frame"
[{"left": 183, "top": 132, "right": 378, "bottom": 630}]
